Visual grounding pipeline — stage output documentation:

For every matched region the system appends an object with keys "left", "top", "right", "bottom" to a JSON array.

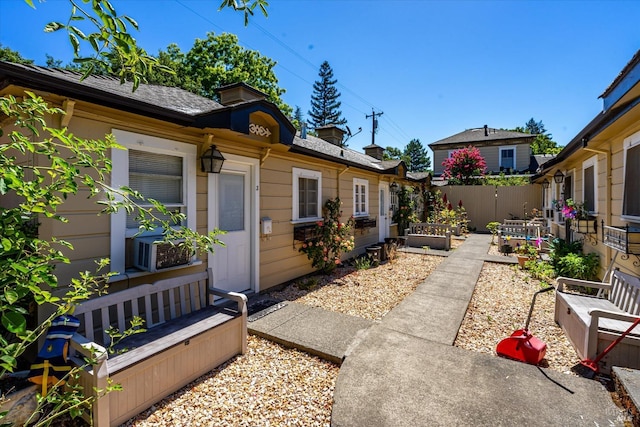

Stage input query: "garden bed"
[{"left": 454, "top": 261, "right": 579, "bottom": 374}]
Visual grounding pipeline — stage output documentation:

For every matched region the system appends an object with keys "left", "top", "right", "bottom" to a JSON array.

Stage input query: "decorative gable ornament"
[{"left": 249, "top": 123, "right": 272, "bottom": 138}]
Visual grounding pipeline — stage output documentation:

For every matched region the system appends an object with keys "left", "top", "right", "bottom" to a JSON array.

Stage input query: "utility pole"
[{"left": 365, "top": 109, "right": 383, "bottom": 145}]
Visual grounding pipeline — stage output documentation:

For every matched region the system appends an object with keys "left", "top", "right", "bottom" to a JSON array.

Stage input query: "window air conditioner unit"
[{"left": 134, "top": 236, "right": 193, "bottom": 272}]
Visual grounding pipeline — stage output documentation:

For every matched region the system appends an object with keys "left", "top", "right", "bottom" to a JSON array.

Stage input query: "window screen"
[
  {"left": 355, "top": 183, "right": 367, "bottom": 215},
  {"left": 298, "top": 177, "right": 318, "bottom": 218},
  {"left": 127, "top": 149, "right": 185, "bottom": 229},
  {"left": 623, "top": 144, "right": 640, "bottom": 218},
  {"left": 500, "top": 149, "right": 515, "bottom": 170},
  {"left": 584, "top": 165, "right": 595, "bottom": 212}
]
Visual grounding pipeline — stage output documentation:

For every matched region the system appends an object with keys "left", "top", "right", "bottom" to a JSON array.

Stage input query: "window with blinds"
[
  {"left": 623, "top": 142, "right": 640, "bottom": 219},
  {"left": 583, "top": 165, "right": 595, "bottom": 213},
  {"left": 127, "top": 149, "right": 185, "bottom": 229}
]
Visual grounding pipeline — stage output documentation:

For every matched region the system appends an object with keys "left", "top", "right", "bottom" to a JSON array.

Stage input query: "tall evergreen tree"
[
  {"left": 308, "top": 60, "right": 347, "bottom": 128},
  {"left": 404, "top": 138, "right": 431, "bottom": 172}
]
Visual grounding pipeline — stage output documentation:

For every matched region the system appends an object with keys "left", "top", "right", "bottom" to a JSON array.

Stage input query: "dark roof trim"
[
  {"left": 600, "top": 49, "right": 640, "bottom": 99},
  {"left": 194, "top": 99, "right": 296, "bottom": 146},
  {"left": 0, "top": 61, "right": 195, "bottom": 126},
  {"left": 289, "top": 144, "right": 403, "bottom": 175},
  {"left": 536, "top": 95, "right": 640, "bottom": 177}
]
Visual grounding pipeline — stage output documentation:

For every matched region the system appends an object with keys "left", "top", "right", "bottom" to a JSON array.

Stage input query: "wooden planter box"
[
  {"left": 355, "top": 218, "right": 376, "bottom": 229},
  {"left": 294, "top": 224, "right": 320, "bottom": 242},
  {"left": 570, "top": 218, "right": 597, "bottom": 234}
]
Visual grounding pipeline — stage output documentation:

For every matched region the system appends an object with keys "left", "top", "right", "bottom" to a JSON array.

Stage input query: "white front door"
[
  {"left": 208, "top": 159, "right": 253, "bottom": 293},
  {"left": 379, "top": 183, "right": 390, "bottom": 242}
]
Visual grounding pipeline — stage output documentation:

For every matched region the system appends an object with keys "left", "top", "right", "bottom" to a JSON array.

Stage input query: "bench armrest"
[
  {"left": 70, "top": 332, "right": 108, "bottom": 362},
  {"left": 587, "top": 309, "right": 640, "bottom": 358},
  {"left": 589, "top": 309, "right": 640, "bottom": 323},
  {"left": 209, "top": 287, "right": 248, "bottom": 314},
  {"left": 556, "top": 276, "right": 611, "bottom": 293}
]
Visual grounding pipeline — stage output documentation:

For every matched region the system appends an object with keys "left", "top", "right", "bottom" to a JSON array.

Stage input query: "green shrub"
[
  {"left": 354, "top": 256, "right": 372, "bottom": 270},
  {"left": 548, "top": 238, "right": 583, "bottom": 267},
  {"left": 525, "top": 259, "right": 556, "bottom": 281},
  {"left": 556, "top": 252, "right": 600, "bottom": 280}
]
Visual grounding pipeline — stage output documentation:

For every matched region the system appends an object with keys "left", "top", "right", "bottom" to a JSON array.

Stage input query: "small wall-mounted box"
[{"left": 261, "top": 217, "right": 273, "bottom": 235}]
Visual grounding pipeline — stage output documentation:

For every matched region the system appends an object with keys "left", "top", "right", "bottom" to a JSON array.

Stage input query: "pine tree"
[
  {"left": 404, "top": 139, "right": 431, "bottom": 172},
  {"left": 308, "top": 60, "right": 347, "bottom": 128}
]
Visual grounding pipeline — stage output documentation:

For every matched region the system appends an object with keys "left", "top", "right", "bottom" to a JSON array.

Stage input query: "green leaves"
[{"left": 1, "top": 312, "right": 26, "bottom": 334}]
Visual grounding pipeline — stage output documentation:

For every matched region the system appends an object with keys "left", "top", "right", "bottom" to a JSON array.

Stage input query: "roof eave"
[{"left": 0, "top": 63, "right": 196, "bottom": 126}]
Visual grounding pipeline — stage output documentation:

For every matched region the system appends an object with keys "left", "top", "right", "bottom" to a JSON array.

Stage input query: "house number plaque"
[{"left": 249, "top": 123, "right": 272, "bottom": 138}]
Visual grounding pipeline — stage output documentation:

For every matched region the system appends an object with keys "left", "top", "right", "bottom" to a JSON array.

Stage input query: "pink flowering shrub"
[
  {"left": 299, "top": 197, "right": 355, "bottom": 273},
  {"left": 441, "top": 146, "right": 487, "bottom": 185}
]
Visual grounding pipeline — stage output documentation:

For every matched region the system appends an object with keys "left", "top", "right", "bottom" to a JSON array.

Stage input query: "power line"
[{"left": 173, "top": 0, "right": 410, "bottom": 146}]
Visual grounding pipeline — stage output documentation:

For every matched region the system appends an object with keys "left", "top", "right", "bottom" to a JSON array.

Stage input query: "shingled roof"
[
  {"left": 0, "top": 61, "right": 426, "bottom": 182},
  {"left": 429, "top": 127, "right": 535, "bottom": 148},
  {"left": 0, "top": 61, "right": 222, "bottom": 122}
]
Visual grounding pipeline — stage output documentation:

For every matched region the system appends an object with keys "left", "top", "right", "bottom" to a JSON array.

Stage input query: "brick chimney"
[
  {"left": 363, "top": 143, "right": 384, "bottom": 160},
  {"left": 316, "top": 125, "right": 346, "bottom": 146},
  {"left": 216, "top": 82, "right": 266, "bottom": 106}
]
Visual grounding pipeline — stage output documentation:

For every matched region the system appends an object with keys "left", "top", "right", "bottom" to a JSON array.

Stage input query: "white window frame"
[
  {"left": 292, "top": 167, "right": 322, "bottom": 223},
  {"left": 353, "top": 178, "right": 369, "bottom": 217},
  {"left": 622, "top": 130, "right": 640, "bottom": 222},
  {"left": 110, "top": 129, "right": 197, "bottom": 275},
  {"left": 499, "top": 146, "right": 516, "bottom": 171},
  {"left": 582, "top": 156, "right": 598, "bottom": 215}
]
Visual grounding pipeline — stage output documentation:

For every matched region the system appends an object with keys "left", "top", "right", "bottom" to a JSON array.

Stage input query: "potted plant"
[{"left": 515, "top": 242, "right": 538, "bottom": 268}]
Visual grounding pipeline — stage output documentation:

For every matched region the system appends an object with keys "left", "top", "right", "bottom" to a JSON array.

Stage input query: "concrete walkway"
[{"left": 249, "top": 234, "right": 627, "bottom": 426}]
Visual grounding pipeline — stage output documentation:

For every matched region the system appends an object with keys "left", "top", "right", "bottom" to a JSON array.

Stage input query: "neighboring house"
[
  {"left": 429, "top": 125, "right": 537, "bottom": 177},
  {"left": 0, "top": 61, "right": 427, "bottom": 324},
  {"left": 535, "top": 49, "right": 640, "bottom": 278}
]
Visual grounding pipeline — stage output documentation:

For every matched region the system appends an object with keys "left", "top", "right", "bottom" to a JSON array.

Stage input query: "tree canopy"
[
  {"left": 146, "top": 33, "right": 291, "bottom": 115},
  {"left": 0, "top": 44, "right": 33, "bottom": 64},
  {"left": 383, "top": 140, "right": 431, "bottom": 172},
  {"left": 513, "top": 118, "right": 562, "bottom": 155},
  {"left": 405, "top": 139, "right": 431, "bottom": 172},
  {"left": 308, "top": 60, "right": 347, "bottom": 129}
]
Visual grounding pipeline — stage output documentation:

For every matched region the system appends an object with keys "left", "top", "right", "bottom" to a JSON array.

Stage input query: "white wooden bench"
[
  {"left": 70, "top": 268, "right": 247, "bottom": 427},
  {"left": 555, "top": 270, "right": 640, "bottom": 374},
  {"left": 498, "top": 224, "right": 550, "bottom": 252},
  {"left": 404, "top": 223, "right": 451, "bottom": 250}
]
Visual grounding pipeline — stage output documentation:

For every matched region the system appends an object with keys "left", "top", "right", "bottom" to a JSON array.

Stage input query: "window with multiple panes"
[
  {"left": 499, "top": 147, "right": 515, "bottom": 170},
  {"left": 623, "top": 131, "right": 640, "bottom": 220},
  {"left": 292, "top": 168, "right": 322, "bottom": 222},
  {"left": 582, "top": 158, "right": 597, "bottom": 214},
  {"left": 390, "top": 190, "right": 398, "bottom": 220},
  {"left": 353, "top": 178, "right": 369, "bottom": 216}
]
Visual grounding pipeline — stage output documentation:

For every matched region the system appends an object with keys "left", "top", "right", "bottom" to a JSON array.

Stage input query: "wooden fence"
[{"left": 437, "top": 185, "right": 542, "bottom": 232}]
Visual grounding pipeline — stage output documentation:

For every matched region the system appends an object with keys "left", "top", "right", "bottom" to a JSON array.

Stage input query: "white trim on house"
[
  {"left": 110, "top": 129, "right": 197, "bottom": 275},
  {"left": 353, "top": 178, "right": 369, "bottom": 217},
  {"left": 622, "top": 130, "right": 640, "bottom": 223},
  {"left": 291, "top": 167, "right": 322, "bottom": 223}
]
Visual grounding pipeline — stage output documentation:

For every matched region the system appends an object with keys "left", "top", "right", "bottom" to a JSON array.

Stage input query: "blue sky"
[{"left": 1, "top": 0, "right": 639, "bottom": 159}]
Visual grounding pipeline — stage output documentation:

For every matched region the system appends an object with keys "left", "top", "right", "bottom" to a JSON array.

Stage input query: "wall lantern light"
[
  {"left": 541, "top": 178, "right": 550, "bottom": 189},
  {"left": 390, "top": 182, "right": 400, "bottom": 193},
  {"left": 553, "top": 170, "right": 564, "bottom": 184},
  {"left": 200, "top": 145, "right": 225, "bottom": 174}
]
